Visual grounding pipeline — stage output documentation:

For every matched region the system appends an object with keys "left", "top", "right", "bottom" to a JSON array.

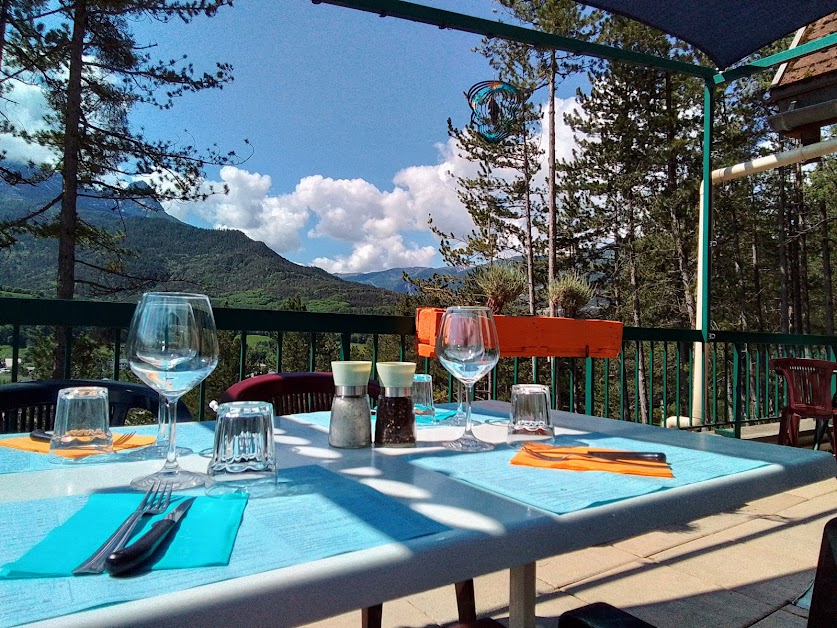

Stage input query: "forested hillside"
[{"left": 0, "top": 200, "right": 398, "bottom": 313}]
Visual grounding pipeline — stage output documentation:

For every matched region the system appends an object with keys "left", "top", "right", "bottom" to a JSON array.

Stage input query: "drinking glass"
[
  {"left": 435, "top": 306, "right": 499, "bottom": 452},
  {"left": 412, "top": 374, "right": 435, "bottom": 421},
  {"left": 507, "top": 384, "right": 554, "bottom": 448},
  {"left": 127, "top": 292, "right": 219, "bottom": 490},
  {"left": 206, "top": 401, "right": 278, "bottom": 497},
  {"left": 49, "top": 386, "right": 113, "bottom": 461}
]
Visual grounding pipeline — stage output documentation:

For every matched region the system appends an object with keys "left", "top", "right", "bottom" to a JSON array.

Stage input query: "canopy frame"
[{"left": 313, "top": 0, "right": 837, "bottom": 420}]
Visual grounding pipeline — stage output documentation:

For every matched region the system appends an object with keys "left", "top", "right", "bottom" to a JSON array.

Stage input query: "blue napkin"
[{"left": 0, "top": 493, "right": 247, "bottom": 578}]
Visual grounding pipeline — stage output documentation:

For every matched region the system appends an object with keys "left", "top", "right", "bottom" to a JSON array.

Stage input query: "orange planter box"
[{"left": 416, "top": 307, "right": 623, "bottom": 359}]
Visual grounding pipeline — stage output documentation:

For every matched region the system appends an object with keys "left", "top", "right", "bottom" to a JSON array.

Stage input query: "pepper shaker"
[
  {"left": 329, "top": 361, "right": 373, "bottom": 448},
  {"left": 375, "top": 362, "right": 417, "bottom": 447}
]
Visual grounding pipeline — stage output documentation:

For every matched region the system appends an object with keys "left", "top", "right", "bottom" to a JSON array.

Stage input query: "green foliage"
[
  {"left": 0, "top": 208, "right": 399, "bottom": 313},
  {"left": 473, "top": 263, "right": 527, "bottom": 314},
  {"left": 547, "top": 272, "right": 595, "bottom": 318}
]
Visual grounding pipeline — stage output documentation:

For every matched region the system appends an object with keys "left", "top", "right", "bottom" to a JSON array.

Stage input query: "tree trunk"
[
  {"left": 750, "top": 195, "right": 765, "bottom": 330},
  {"left": 822, "top": 199, "right": 834, "bottom": 335},
  {"left": 521, "top": 128, "right": 536, "bottom": 316},
  {"left": 664, "top": 74, "right": 695, "bottom": 328},
  {"left": 796, "top": 163, "right": 811, "bottom": 334},
  {"left": 547, "top": 51, "right": 557, "bottom": 316},
  {"left": 778, "top": 167, "right": 790, "bottom": 333},
  {"left": 626, "top": 209, "right": 649, "bottom": 424},
  {"left": 0, "top": 0, "right": 10, "bottom": 69},
  {"left": 789, "top": 170, "right": 803, "bottom": 334},
  {"left": 53, "top": 0, "right": 86, "bottom": 377}
]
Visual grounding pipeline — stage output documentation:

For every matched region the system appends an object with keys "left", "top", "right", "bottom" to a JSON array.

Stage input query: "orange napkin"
[
  {"left": 510, "top": 443, "right": 673, "bottom": 478},
  {"left": 0, "top": 433, "right": 156, "bottom": 458}
]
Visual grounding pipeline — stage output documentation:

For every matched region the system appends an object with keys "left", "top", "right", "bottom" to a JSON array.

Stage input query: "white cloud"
[
  {"left": 169, "top": 96, "right": 580, "bottom": 274},
  {"left": 0, "top": 82, "right": 59, "bottom": 165},
  {"left": 168, "top": 166, "right": 309, "bottom": 253},
  {"left": 312, "top": 235, "right": 437, "bottom": 274}
]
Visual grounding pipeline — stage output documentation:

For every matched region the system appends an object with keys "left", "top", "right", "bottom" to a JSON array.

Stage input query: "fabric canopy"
[{"left": 581, "top": 0, "right": 837, "bottom": 70}]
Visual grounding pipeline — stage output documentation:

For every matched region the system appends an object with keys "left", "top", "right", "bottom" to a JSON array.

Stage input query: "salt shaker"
[
  {"left": 374, "top": 362, "right": 417, "bottom": 447},
  {"left": 329, "top": 361, "right": 373, "bottom": 448}
]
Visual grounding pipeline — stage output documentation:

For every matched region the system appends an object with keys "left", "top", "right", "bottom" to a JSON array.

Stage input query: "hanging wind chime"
[{"left": 466, "top": 80, "right": 523, "bottom": 143}]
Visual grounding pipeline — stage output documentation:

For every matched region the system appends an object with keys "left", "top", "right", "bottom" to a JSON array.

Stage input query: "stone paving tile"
[
  {"left": 737, "top": 492, "right": 808, "bottom": 515},
  {"left": 749, "top": 608, "right": 808, "bottom": 628},
  {"left": 785, "top": 478, "right": 837, "bottom": 501},
  {"left": 562, "top": 559, "right": 774, "bottom": 628},
  {"left": 537, "top": 545, "right": 638, "bottom": 588},
  {"left": 648, "top": 519, "right": 813, "bottom": 608},
  {"left": 612, "top": 510, "right": 756, "bottom": 557},
  {"left": 301, "top": 597, "right": 441, "bottom": 628}
]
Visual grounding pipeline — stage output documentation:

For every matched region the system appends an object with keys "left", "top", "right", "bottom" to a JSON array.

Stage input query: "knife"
[
  {"left": 522, "top": 445, "right": 667, "bottom": 463},
  {"left": 30, "top": 429, "right": 54, "bottom": 442},
  {"left": 104, "top": 497, "right": 196, "bottom": 576}
]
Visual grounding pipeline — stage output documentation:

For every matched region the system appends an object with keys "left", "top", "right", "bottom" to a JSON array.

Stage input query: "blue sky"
[{"left": 4, "top": 1, "right": 582, "bottom": 273}]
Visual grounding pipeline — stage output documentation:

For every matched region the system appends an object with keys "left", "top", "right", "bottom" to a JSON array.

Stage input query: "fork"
[
  {"left": 112, "top": 431, "right": 136, "bottom": 447},
  {"left": 73, "top": 480, "right": 172, "bottom": 575}
]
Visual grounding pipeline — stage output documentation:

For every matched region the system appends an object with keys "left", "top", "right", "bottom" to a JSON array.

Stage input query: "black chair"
[
  {"left": 808, "top": 516, "right": 837, "bottom": 627},
  {"left": 0, "top": 379, "right": 192, "bottom": 433}
]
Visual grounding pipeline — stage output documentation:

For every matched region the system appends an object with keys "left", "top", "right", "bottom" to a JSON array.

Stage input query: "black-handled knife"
[
  {"left": 581, "top": 451, "right": 667, "bottom": 463},
  {"left": 104, "top": 497, "right": 196, "bottom": 576},
  {"left": 30, "top": 429, "right": 54, "bottom": 442}
]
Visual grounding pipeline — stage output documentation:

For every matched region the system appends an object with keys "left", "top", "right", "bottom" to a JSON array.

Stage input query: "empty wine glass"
[
  {"left": 127, "top": 292, "right": 219, "bottom": 490},
  {"left": 435, "top": 306, "right": 499, "bottom": 452}
]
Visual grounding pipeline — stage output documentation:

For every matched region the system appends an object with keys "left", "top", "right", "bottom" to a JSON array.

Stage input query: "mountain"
[
  {"left": 338, "top": 266, "right": 470, "bottom": 293},
  {"left": 0, "top": 178, "right": 399, "bottom": 313}
]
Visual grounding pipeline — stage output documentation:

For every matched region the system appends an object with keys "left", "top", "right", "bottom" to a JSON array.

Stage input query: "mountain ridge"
[{"left": 0, "top": 177, "right": 399, "bottom": 313}]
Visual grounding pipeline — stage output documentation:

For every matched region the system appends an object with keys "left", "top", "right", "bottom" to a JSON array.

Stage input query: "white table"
[{"left": 2, "top": 401, "right": 834, "bottom": 628}]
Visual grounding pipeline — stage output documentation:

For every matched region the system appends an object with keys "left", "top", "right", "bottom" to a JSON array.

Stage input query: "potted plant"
[{"left": 417, "top": 271, "right": 623, "bottom": 359}]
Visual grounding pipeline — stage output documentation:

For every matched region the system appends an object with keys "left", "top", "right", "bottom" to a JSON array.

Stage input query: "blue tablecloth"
[{"left": 0, "top": 464, "right": 448, "bottom": 627}]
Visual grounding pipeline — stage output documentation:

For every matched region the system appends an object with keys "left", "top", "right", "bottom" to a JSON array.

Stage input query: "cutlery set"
[
  {"left": 520, "top": 444, "right": 667, "bottom": 464},
  {"left": 72, "top": 480, "right": 192, "bottom": 577}
]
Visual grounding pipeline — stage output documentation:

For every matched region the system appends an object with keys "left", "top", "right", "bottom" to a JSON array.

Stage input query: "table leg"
[{"left": 509, "top": 562, "right": 536, "bottom": 628}]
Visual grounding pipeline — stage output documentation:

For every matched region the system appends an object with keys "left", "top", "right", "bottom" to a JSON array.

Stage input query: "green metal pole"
[
  {"left": 584, "top": 356, "right": 593, "bottom": 416},
  {"left": 700, "top": 80, "right": 715, "bottom": 425},
  {"left": 239, "top": 331, "right": 247, "bottom": 382}
]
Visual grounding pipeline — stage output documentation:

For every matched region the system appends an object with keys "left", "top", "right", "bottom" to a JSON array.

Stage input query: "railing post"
[
  {"left": 11, "top": 324, "right": 20, "bottom": 383},
  {"left": 112, "top": 328, "right": 121, "bottom": 380},
  {"left": 584, "top": 356, "right": 593, "bottom": 416},
  {"left": 340, "top": 333, "right": 351, "bottom": 361},
  {"left": 275, "top": 332, "right": 283, "bottom": 373},
  {"left": 63, "top": 328, "right": 73, "bottom": 379},
  {"left": 239, "top": 331, "right": 247, "bottom": 382},
  {"left": 732, "top": 342, "right": 743, "bottom": 438}
]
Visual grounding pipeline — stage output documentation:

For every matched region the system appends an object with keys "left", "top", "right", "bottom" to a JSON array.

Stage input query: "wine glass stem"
[
  {"left": 463, "top": 383, "right": 475, "bottom": 437},
  {"left": 155, "top": 393, "right": 168, "bottom": 446},
  {"left": 163, "top": 395, "right": 180, "bottom": 469}
]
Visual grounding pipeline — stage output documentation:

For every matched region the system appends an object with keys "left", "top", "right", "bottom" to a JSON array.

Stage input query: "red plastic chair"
[
  {"left": 220, "top": 372, "right": 371, "bottom": 414},
  {"left": 770, "top": 358, "right": 837, "bottom": 452},
  {"left": 220, "top": 371, "right": 489, "bottom": 628}
]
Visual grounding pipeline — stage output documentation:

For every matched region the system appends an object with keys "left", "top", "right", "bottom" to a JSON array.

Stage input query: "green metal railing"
[{"left": 2, "top": 297, "right": 835, "bottom": 434}]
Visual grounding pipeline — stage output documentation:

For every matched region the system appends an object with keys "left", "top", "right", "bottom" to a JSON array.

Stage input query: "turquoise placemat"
[
  {"left": 0, "top": 422, "right": 217, "bottom": 475},
  {"left": 289, "top": 407, "right": 459, "bottom": 429},
  {"left": 0, "top": 464, "right": 448, "bottom": 627},
  {"left": 408, "top": 432, "right": 771, "bottom": 515}
]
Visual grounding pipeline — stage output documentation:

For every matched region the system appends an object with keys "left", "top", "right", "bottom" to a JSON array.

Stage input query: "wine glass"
[
  {"left": 126, "top": 292, "right": 219, "bottom": 490},
  {"left": 435, "top": 306, "right": 499, "bottom": 452}
]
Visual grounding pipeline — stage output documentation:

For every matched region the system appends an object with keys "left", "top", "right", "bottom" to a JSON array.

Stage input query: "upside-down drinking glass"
[
  {"left": 435, "top": 306, "right": 499, "bottom": 452},
  {"left": 127, "top": 292, "right": 219, "bottom": 490}
]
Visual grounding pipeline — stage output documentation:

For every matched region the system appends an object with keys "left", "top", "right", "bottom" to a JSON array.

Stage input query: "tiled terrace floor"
[{"left": 303, "top": 473, "right": 837, "bottom": 628}]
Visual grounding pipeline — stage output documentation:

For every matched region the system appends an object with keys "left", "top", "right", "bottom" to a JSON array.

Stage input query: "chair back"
[
  {"left": 221, "top": 372, "right": 381, "bottom": 416},
  {"left": 0, "top": 379, "right": 192, "bottom": 434},
  {"left": 808, "top": 517, "right": 837, "bottom": 627},
  {"left": 769, "top": 358, "right": 836, "bottom": 418}
]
